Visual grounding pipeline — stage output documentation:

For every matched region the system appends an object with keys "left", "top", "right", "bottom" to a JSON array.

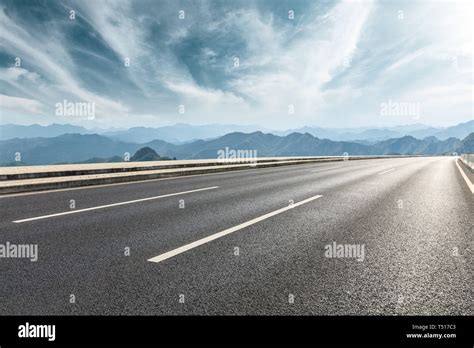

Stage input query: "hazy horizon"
[{"left": 1, "top": 119, "right": 472, "bottom": 132}]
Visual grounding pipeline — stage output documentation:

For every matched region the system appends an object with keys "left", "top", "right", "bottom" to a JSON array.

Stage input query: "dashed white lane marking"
[
  {"left": 311, "top": 166, "right": 344, "bottom": 172},
  {"left": 455, "top": 158, "right": 474, "bottom": 193},
  {"left": 378, "top": 168, "right": 395, "bottom": 175},
  {"left": 148, "top": 194, "right": 323, "bottom": 264},
  {"left": 12, "top": 186, "right": 219, "bottom": 223}
]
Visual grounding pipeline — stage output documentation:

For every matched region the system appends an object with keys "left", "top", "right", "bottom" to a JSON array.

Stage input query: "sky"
[{"left": 0, "top": 0, "right": 472, "bottom": 130}]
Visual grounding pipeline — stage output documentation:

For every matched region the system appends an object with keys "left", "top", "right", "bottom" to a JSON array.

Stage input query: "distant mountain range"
[
  {"left": 102, "top": 123, "right": 272, "bottom": 143},
  {"left": 455, "top": 132, "right": 474, "bottom": 155},
  {"left": 1, "top": 131, "right": 471, "bottom": 165},
  {"left": 0, "top": 123, "right": 95, "bottom": 139},
  {"left": 0, "top": 123, "right": 270, "bottom": 143},
  {"left": 1, "top": 120, "right": 472, "bottom": 143},
  {"left": 275, "top": 120, "right": 474, "bottom": 142},
  {"left": 81, "top": 146, "right": 172, "bottom": 164}
]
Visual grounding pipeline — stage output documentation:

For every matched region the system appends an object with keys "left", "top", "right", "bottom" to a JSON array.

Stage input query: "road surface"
[{"left": 0, "top": 156, "right": 471, "bottom": 315}]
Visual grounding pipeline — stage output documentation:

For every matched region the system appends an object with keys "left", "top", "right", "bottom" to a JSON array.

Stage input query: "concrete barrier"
[
  {"left": 460, "top": 154, "right": 474, "bottom": 171},
  {"left": 0, "top": 157, "right": 338, "bottom": 180},
  {"left": 0, "top": 155, "right": 417, "bottom": 194}
]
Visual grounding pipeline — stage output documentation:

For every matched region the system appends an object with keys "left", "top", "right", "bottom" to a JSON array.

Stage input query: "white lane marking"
[
  {"left": 311, "top": 166, "right": 344, "bottom": 172},
  {"left": 455, "top": 158, "right": 474, "bottom": 193},
  {"left": 310, "top": 159, "right": 406, "bottom": 173},
  {"left": 12, "top": 186, "right": 219, "bottom": 223},
  {"left": 148, "top": 194, "right": 323, "bottom": 264},
  {"left": 378, "top": 168, "right": 395, "bottom": 175}
]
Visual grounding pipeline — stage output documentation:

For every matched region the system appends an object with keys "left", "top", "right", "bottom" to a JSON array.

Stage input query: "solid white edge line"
[
  {"left": 147, "top": 194, "right": 323, "bottom": 263},
  {"left": 378, "top": 168, "right": 395, "bottom": 175},
  {"left": 12, "top": 186, "right": 219, "bottom": 223},
  {"left": 455, "top": 158, "right": 474, "bottom": 193}
]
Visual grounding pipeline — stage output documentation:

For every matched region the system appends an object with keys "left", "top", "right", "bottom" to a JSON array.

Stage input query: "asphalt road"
[{"left": 0, "top": 156, "right": 471, "bottom": 315}]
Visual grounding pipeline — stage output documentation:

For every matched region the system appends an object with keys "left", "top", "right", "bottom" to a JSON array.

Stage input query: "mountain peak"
[{"left": 131, "top": 147, "right": 161, "bottom": 161}]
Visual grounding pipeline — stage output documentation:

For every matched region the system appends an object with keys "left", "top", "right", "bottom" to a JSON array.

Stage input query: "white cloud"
[
  {"left": 0, "top": 6, "right": 130, "bottom": 124},
  {"left": 0, "top": 94, "right": 44, "bottom": 114},
  {"left": 0, "top": 67, "right": 40, "bottom": 83},
  {"left": 226, "top": 1, "right": 374, "bottom": 125}
]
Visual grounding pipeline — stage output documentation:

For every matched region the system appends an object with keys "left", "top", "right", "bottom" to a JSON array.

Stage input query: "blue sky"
[{"left": 0, "top": 0, "right": 472, "bottom": 129}]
